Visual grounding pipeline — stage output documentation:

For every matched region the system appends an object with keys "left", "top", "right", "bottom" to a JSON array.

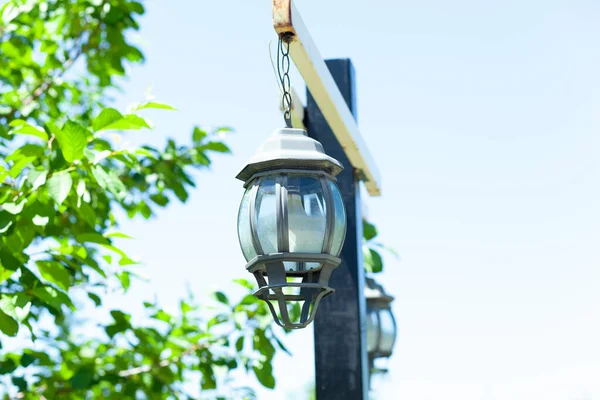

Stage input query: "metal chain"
[{"left": 277, "top": 36, "right": 293, "bottom": 128}]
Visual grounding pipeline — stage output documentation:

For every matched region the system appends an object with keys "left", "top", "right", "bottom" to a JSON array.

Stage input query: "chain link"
[{"left": 278, "top": 36, "right": 293, "bottom": 128}]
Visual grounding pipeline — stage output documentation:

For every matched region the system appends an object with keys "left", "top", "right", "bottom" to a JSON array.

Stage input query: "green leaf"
[
  {"left": 45, "top": 121, "right": 62, "bottom": 137},
  {"left": 91, "top": 165, "right": 109, "bottom": 189},
  {"left": 1, "top": 3, "right": 21, "bottom": 24},
  {"left": 1, "top": 201, "right": 25, "bottom": 215},
  {"left": 272, "top": 335, "right": 291, "bottom": 356},
  {"left": 6, "top": 145, "right": 43, "bottom": 178},
  {"left": 372, "top": 242, "right": 400, "bottom": 258},
  {"left": 105, "top": 319, "right": 130, "bottom": 339},
  {"left": 239, "top": 294, "right": 258, "bottom": 306},
  {"left": 31, "top": 286, "right": 73, "bottom": 311},
  {"left": 0, "top": 266, "right": 15, "bottom": 283},
  {"left": 0, "top": 248, "right": 21, "bottom": 271},
  {"left": 27, "top": 168, "right": 48, "bottom": 190},
  {"left": 0, "top": 295, "right": 29, "bottom": 322},
  {"left": 78, "top": 203, "right": 96, "bottom": 226},
  {"left": 70, "top": 366, "right": 95, "bottom": 389},
  {"left": 99, "top": 244, "right": 127, "bottom": 258},
  {"left": 370, "top": 250, "right": 383, "bottom": 273},
  {"left": 143, "top": 301, "right": 155, "bottom": 309},
  {"left": 14, "top": 301, "right": 31, "bottom": 322},
  {"left": 105, "top": 324, "right": 127, "bottom": 338},
  {"left": 192, "top": 127, "right": 207, "bottom": 143},
  {"left": 19, "top": 353, "right": 35, "bottom": 368},
  {"left": 106, "top": 171, "right": 127, "bottom": 200},
  {"left": 9, "top": 119, "right": 48, "bottom": 141},
  {"left": 92, "top": 166, "right": 126, "bottom": 200},
  {"left": 363, "top": 219, "right": 378, "bottom": 241},
  {"left": 133, "top": 147, "right": 156, "bottom": 158},
  {"left": 0, "top": 358, "right": 18, "bottom": 374},
  {"left": 150, "top": 193, "right": 169, "bottom": 206},
  {"left": 214, "top": 291, "right": 229, "bottom": 305},
  {"left": 54, "top": 121, "right": 89, "bottom": 163},
  {"left": 5, "top": 144, "right": 44, "bottom": 162},
  {"left": 36, "top": 261, "right": 71, "bottom": 291},
  {"left": 214, "top": 126, "right": 234, "bottom": 135},
  {"left": 364, "top": 247, "right": 383, "bottom": 273},
  {"left": 46, "top": 172, "right": 73, "bottom": 205},
  {"left": 207, "top": 314, "right": 228, "bottom": 329},
  {"left": 254, "top": 329, "right": 275, "bottom": 360},
  {"left": 105, "top": 231, "right": 133, "bottom": 239},
  {"left": 100, "top": 114, "right": 151, "bottom": 131},
  {"left": 132, "top": 101, "right": 176, "bottom": 111},
  {"left": 0, "top": 310, "right": 18, "bottom": 337},
  {"left": 151, "top": 310, "right": 172, "bottom": 323},
  {"left": 235, "top": 336, "right": 245, "bottom": 352},
  {"left": 200, "top": 141, "right": 230, "bottom": 153},
  {"left": 93, "top": 150, "right": 112, "bottom": 164},
  {"left": 233, "top": 278, "right": 254, "bottom": 290},
  {"left": 76, "top": 232, "right": 110, "bottom": 245},
  {"left": 252, "top": 363, "right": 275, "bottom": 389},
  {"left": 117, "top": 272, "right": 130, "bottom": 291},
  {"left": 110, "top": 310, "right": 131, "bottom": 324},
  {"left": 92, "top": 108, "right": 123, "bottom": 132},
  {"left": 32, "top": 215, "right": 49, "bottom": 226},
  {"left": 0, "top": 211, "right": 12, "bottom": 233},
  {"left": 12, "top": 376, "right": 27, "bottom": 392},
  {"left": 76, "top": 180, "right": 87, "bottom": 198},
  {"left": 200, "top": 364, "right": 217, "bottom": 390},
  {"left": 87, "top": 292, "right": 102, "bottom": 307}
]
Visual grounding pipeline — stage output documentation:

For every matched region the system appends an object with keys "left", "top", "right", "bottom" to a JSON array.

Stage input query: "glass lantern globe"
[
  {"left": 236, "top": 128, "right": 347, "bottom": 329},
  {"left": 365, "top": 277, "right": 397, "bottom": 361}
]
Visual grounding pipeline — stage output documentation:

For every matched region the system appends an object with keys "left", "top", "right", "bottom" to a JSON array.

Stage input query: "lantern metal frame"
[
  {"left": 365, "top": 277, "right": 397, "bottom": 362},
  {"left": 236, "top": 128, "right": 347, "bottom": 329}
]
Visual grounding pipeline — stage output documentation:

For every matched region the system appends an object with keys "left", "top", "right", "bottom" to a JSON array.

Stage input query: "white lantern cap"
[{"left": 236, "top": 128, "right": 344, "bottom": 183}]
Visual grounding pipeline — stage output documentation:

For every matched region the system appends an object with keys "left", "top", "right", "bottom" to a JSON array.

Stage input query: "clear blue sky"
[{"left": 107, "top": 0, "right": 600, "bottom": 398}]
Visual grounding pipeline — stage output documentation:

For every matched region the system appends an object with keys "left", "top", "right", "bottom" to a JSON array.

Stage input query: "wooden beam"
[
  {"left": 306, "top": 58, "right": 369, "bottom": 400},
  {"left": 273, "top": 0, "right": 382, "bottom": 196}
]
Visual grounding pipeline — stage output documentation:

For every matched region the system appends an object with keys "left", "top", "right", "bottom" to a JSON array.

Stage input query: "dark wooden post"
[{"left": 305, "top": 59, "right": 369, "bottom": 400}]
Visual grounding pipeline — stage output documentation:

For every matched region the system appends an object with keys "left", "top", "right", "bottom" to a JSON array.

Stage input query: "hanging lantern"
[
  {"left": 236, "top": 128, "right": 347, "bottom": 329},
  {"left": 365, "top": 277, "right": 397, "bottom": 363}
]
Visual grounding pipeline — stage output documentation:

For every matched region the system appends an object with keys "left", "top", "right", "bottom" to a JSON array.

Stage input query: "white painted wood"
[{"left": 273, "top": 0, "right": 382, "bottom": 196}]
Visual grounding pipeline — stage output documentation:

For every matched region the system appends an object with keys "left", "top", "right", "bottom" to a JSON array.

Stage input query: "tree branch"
[
  {"left": 2, "top": 2, "right": 107, "bottom": 123},
  {"left": 3, "top": 40, "right": 87, "bottom": 122},
  {"left": 15, "top": 342, "right": 209, "bottom": 398},
  {"left": 118, "top": 342, "right": 208, "bottom": 378}
]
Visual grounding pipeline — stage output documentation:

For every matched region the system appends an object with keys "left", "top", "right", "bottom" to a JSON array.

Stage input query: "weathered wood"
[
  {"left": 306, "top": 59, "right": 369, "bottom": 400},
  {"left": 273, "top": 0, "right": 381, "bottom": 196}
]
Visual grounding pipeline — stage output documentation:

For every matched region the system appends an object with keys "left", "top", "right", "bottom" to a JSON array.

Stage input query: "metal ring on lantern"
[{"left": 243, "top": 169, "right": 337, "bottom": 189}]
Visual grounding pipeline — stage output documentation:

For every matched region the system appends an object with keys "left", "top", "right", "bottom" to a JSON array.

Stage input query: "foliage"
[
  {"left": 362, "top": 219, "right": 398, "bottom": 274},
  {"left": 0, "top": 0, "right": 286, "bottom": 398},
  {"left": 0, "top": 279, "right": 288, "bottom": 399}
]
